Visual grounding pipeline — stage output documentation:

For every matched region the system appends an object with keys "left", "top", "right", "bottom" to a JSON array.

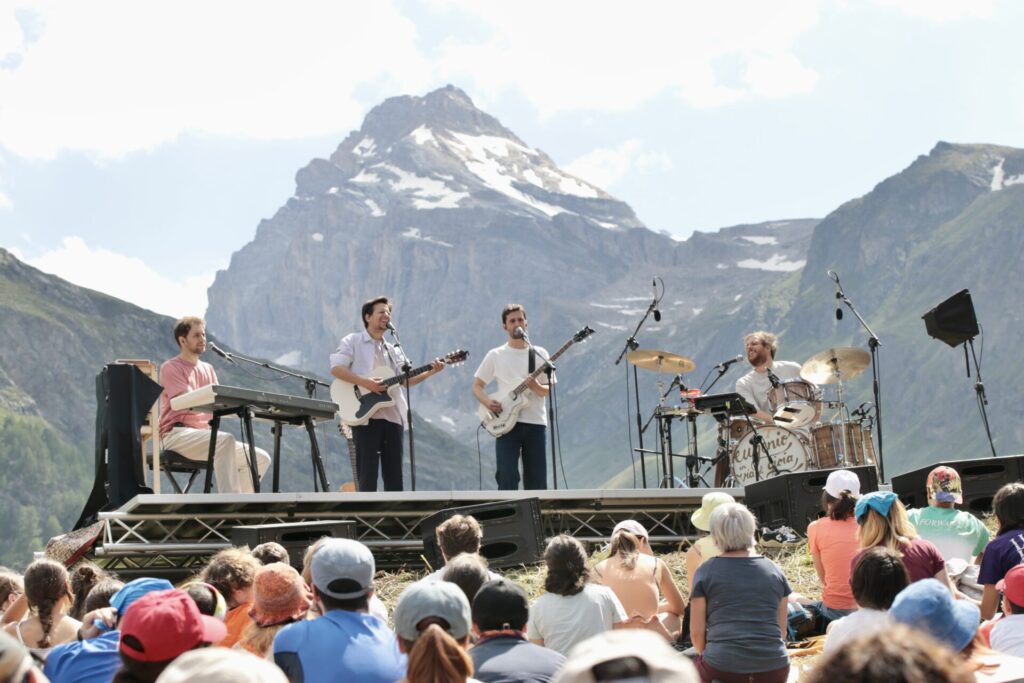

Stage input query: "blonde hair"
[
  {"left": 608, "top": 530, "right": 642, "bottom": 570},
  {"left": 858, "top": 499, "right": 917, "bottom": 554},
  {"left": 744, "top": 331, "right": 778, "bottom": 358},
  {"left": 405, "top": 623, "right": 473, "bottom": 683}
]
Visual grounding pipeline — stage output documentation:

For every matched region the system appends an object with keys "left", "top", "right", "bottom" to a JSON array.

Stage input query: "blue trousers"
[{"left": 495, "top": 422, "right": 547, "bottom": 490}]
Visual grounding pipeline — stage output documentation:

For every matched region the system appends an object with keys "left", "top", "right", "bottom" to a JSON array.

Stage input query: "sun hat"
[
  {"left": 855, "top": 490, "right": 898, "bottom": 523},
  {"left": 611, "top": 519, "right": 648, "bottom": 540},
  {"left": 155, "top": 647, "right": 288, "bottom": 683},
  {"left": 691, "top": 492, "right": 735, "bottom": 532},
  {"left": 889, "top": 578, "right": 980, "bottom": 652},
  {"left": 249, "top": 562, "right": 312, "bottom": 627},
  {"left": 997, "top": 564, "right": 1024, "bottom": 606},
  {"left": 824, "top": 469, "right": 862, "bottom": 498},
  {"left": 927, "top": 466, "right": 964, "bottom": 504},
  {"left": 552, "top": 629, "right": 699, "bottom": 683},
  {"left": 472, "top": 579, "right": 529, "bottom": 631},
  {"left": 110, "top": 577, "right": 174, "bottom": 616},
  {"left": 119, "top": 589, "right": 227, "bottom": 663},
  {"left": 311, "top": 538, "right": 375, "bottom": 600},
  {"left": 394, "top": 579, "right": 472, "bottom": 642}
]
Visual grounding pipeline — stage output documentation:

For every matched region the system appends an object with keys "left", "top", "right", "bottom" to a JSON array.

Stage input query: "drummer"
[{"left": 735, "top": 331, "right": 812, "bottom": 424}]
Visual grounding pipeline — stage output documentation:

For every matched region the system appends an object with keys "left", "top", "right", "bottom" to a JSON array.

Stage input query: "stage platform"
[{"left": 92, "top": 487, "right": 744, "bottom": 577}]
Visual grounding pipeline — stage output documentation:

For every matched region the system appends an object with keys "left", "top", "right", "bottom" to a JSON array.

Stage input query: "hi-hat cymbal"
[
  {"left": 800, "top": 347, "right": 870, "bottom": 384},
  {"left": 626, "top": 349, "right": 696, "bottom": 374}
]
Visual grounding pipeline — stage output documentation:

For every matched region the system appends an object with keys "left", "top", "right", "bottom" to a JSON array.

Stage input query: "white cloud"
[
  {"left": 869, "top": 0, "right": 995, "bottom": 22},
  {"left": 564, "top": 139, "right": 673, "bottom": 189},
  {"left": 0, "top": 191, "right": 11, "bottom": 209},
  {"left": 27, "top": 236, "right": 214, "bottom": 318}
]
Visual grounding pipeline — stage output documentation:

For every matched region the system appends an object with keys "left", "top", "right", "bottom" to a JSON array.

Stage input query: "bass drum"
[
  {"left": 812, "top": 422, "right": 877, "bottom": 469},
  {"left": 731, "top": 425, "right": 812, "bottom": 486}
]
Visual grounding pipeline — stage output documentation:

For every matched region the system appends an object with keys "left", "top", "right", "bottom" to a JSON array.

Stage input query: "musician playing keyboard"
[{"left": 159, "top": 316, "right": 271, "bottom": 493}]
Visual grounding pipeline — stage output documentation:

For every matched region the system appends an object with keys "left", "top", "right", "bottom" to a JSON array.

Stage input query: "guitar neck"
[
  {"left": 512, "top": 339, "right": 575, "bottom": 394},
  {"left": 382, "top": 361, "right": 436, "bottom": 388}
]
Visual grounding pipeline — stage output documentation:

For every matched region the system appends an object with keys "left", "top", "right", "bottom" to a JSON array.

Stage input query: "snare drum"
[
  {"left": 721, "top": 418, "right": 751, "bottom": 443},
  {"left": 812, "top": 422, "right": 877, "bottom": 468},
  {"left": 767, "top": 379, "right": 821, "bottom": 429},
  {"left": 730, "top": 425, "right": 812, "bottom": 485}
]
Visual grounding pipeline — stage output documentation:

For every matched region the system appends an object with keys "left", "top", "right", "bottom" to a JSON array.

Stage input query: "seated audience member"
[
  {"left": 2, "top": 559, "right": 81, "bottom": 660},
  {"left": 427, "top": 516, "right": 502, "bottom": 582},
  {"left": 68, "top": 563, "right": 110, "bottom": 621},
  {"left": 273, "top": 538, "right": 405, "bottom": 683},
  {"left": 393, "top": 580, "right": 478, "bottom": 683},
  {"left": 593, "top": 520, "right": 684, "bottom": 640},
  {"left": 823, "top": 546, "right": 909, "bottom": 653},
  {"left": 443, "top": 553, "right": 492, "bottom": 607},
  {"left": 44, "top": 578, "right": 171, "bottom": 683},
  {"left": 685, "top": 493, "right": 734, "bottom": 593},
  {"left": 181, "top": 583, "right": 227, "bottom": 620},
  {"left": 112, "top": 589, "right": 226, "bottom": 683},
  {"left": 890, "top": 578, "right": 1024, "bottom": 679},
  {"left": 251, "top": 543, "right": 290, "bottom": 567},
  {"left": 690, "top": 502, "right": 790, "bottom": 683},
  {"left": 805, "top": 470, "right": 862, "bottom": 630},
  {"left": 300, "top": 537, "right": 388, "bottom": 622},
  {"left": 80, "top": 579, "right": 124, "bottom": 616},
  {"left": 154, "top": 647, "right": 287, "bottom": 683},
  {"left": 989, "top": 565, "right": 1024, "bottom": 657},
  {"left": 852, "top": 490, "right": 953, "bottom": 587},
  {"left": 804, "top": 624, "right": 975, "bottom": 683},
  {"left": 0, "top": 571, "right": 23, "bottom": 613},
  {"left": 470, "top": 579, "right": 566, "bottom": 682},
  {"left": 0, "top": 629, "right": 49, "bottom": 683},
  {"left": 199, "top": 547, "right": 261, "bottom": 647},
  {"left": 551, "top": 630, "right": 698, "bottom": 683},
  {"left": 528, "top": 535, "right": 627, "bottom": 656},
  {"left": 238, "top": 563, "right": 311, "bottom": 659},
  {"left": 980, "top": 483, "right": 1024, "bottom": 620}
]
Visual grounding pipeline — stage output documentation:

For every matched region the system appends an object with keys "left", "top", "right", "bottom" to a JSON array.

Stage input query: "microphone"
[
  {"left": 652, "top": 278, "right": 661, "bottom": 322},
  {"left": 209, "top": 342, "right": 232, "bottom": 362},
  {"left": 513, "top": 326, "right": 529, "bottom": 341},
  {"left": 386, "top": 322, "right": 396, "bottom": 334},
  {"left": 828, "top": 270, "right": 843, "bottom": 321},
  {"left": 715, "top": 354, "right": 744, "bottom": 371},
  {"left": 766, "top": 368, "right": 781, "bottom": 388}
]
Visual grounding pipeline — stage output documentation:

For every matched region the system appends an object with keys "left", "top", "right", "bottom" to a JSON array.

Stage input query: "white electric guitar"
[
  {"left": 332, "top": 349, "right": 468, "bottom": 426},
  {"left": 478, "top": 327, "right": 594, "bottom": 437}
]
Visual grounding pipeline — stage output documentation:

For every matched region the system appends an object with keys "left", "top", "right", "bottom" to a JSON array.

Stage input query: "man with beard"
[
  {"left": 159, "top": 316, "right": 271, "bottom": 493},
  {"left": 734, "top": 331, "right": 805, "bottom": 424}
]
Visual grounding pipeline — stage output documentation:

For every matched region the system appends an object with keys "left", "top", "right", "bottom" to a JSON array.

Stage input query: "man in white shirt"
[
  {"left": 734, "top": 330, "right": 806, "bottom": 423},
  {"left": 472, "top": 304, "right": 551, "bottom": 490}
]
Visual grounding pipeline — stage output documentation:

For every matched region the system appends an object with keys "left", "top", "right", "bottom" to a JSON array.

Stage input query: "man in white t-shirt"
[
  {"left": 734, "top": 330, "right": 806, "bottom": 423},
  {"left": 472, "top": 304, "right": 551, "bottom": 490}
]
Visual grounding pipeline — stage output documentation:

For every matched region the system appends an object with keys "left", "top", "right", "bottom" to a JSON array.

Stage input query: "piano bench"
[{"left": 150, "top": 450, "right": 211, "bottom": 494}]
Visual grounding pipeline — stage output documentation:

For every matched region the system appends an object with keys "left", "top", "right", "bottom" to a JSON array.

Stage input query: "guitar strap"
[{"left": 528, "top": 347, "right": 535, "bottom": 375}]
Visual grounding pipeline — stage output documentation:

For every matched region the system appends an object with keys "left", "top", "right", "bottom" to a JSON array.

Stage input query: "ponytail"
[
  {"left": 405, "top": 623, "right": 473, "bottom": 683},
  {"left": 608, "top": 531, "right": 641, "bottom": 570}
]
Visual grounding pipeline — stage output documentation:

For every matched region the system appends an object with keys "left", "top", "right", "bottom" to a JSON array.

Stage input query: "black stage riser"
[
  {"left": 891, "top": 454, "right": 1024, "bottom": 515},
  {"left": 744, "top": 466, "right": 880, "bottom": 535}
]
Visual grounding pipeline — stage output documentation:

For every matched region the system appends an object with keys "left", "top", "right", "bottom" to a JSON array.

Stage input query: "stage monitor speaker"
[
  {"left": 231, "top": 520, "right": 356, "bottom": 571},
  {"left": 923, "top": 289, "right": 979, "bottom": 348},
  {"left": 891, "top": 454, "right": 1024, "bottom": 516},
  {"left": 744, "top": 466, "right": 880, "bottom": 535},
  {"left": 420, "top": 498, "right": 544, "bottom": 571}
]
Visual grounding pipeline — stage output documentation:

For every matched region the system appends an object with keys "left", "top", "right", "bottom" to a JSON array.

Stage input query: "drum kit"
[{"left": 626, "top": 346, "right": 877, "bottom": 489}]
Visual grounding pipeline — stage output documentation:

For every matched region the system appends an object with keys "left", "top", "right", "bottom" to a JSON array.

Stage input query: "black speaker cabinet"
[
  {"left": 891, "top": 455, "right": 1024, "bottom": 516},
  {"left": 744, "top": 466, "right": 880, "bottom": 535},
  {"left": 923, "top": 289, "right": 979, "bottom": 348},
  {"left": 231, "top": 520, "right": 356, "bottom": 571},
  {"left": 420, "top": 498, "right": 544, "bottom": 570}
]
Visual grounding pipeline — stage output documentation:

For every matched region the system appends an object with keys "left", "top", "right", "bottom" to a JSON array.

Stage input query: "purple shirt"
[
  {"left": 851, "top": 538, "right": 945, "bottom": 583},
  {"left": 979, "top": 530, "right": 1024, "bottom": 585}
]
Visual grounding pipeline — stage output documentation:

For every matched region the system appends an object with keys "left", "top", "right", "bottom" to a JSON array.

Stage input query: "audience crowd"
[{"left": 2, "top": 467, "right": 1024, "bottom": 682}]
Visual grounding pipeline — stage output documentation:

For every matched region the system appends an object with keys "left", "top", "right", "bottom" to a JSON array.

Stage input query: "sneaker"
[{"left": 759, "top": 524, "right": 802, "bottom": 547}]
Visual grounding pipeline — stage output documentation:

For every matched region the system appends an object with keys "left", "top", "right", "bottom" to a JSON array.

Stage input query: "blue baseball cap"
[
  {"left": 889, "top": 578, "right": 980, "bottom": 652},
  {"left": 110, "top": 577, "right": 174, "bottom": 616},
  {"left": 855, "top": 490, "right": 899, "bottom": 523}
]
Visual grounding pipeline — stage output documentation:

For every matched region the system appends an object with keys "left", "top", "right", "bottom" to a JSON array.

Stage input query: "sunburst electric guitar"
[
  {"left": 331, "top": 349, "right": 469, "bottom": 426},
  {"left": 478, "top": 327, "right": 594, "bottom": 437}
]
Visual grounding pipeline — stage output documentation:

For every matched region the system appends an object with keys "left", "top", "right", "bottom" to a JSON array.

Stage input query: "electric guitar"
[
  {"left": 478, "top": 327, "right": 595, "bottom": 437},
  {"left": 331, "top": 349, "right": 469, "bottom": 426}
]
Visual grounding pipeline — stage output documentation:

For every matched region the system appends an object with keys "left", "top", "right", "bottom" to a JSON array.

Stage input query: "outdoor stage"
[{"left": 91, "top": 487, "right": 744, "bottom": 578}]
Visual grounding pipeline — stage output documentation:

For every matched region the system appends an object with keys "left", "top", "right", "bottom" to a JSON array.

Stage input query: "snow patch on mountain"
[
  {"left": 410, "top": 125, "right": 436, "bottom": 146},
  {"left": 380, "top": 164, "right": 468, "bottom": 209},
  {"left": 736, "top": 254, "right": 806, "bottom": 272},
  {"left": 401, "top": 227, "right": 454, "bottom": 248},
  {"left": 353, "top": 137, "right": 375, "bottom": 157},
  {"left": 740, "top": 235, "right": 778, "bottom": 245},
  {"left": 364, "top": 198, "right": 385, "bottom": 217}
]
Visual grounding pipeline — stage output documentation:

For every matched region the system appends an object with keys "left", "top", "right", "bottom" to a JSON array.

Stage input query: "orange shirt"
[
  {"left": 807, "top": 516, "right": 859, "bottom": 610},
  {"left": 220, "top": 602, "right": 253, "bottom": 648}
]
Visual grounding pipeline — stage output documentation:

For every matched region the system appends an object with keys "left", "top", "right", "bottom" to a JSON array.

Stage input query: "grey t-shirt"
[
  {"left": 734, "top": 360, "right": 803, "bottom": 415},
  {"left": 691, "top": 555, "right": 791, "bottom": 673}
]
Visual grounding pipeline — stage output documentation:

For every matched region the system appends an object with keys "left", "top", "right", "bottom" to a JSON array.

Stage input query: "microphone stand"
[
  {"left": 834, "top": 278, "right": 886, "bottom": 482},
  {"left": 700, "top": 362, "right": 738, "bottom": 485},
  {"left": 388, "top": 325, "right": 418, "bottom": 491},
  {"left": 614, "top": 291, "right": 660, "bottom": 489}
]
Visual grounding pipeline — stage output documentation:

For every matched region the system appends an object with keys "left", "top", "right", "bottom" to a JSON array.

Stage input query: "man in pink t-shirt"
[{"left": 159, "top": 316, "right": 270, "bottom": 493}]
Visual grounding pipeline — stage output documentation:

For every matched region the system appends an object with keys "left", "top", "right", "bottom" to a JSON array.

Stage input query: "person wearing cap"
[
  {"left": 238, "top": 563, "right": 311, "bottom": 659},
  {"left": 593, "top": 520, "right": 684, "bottom": 641},
  {"left": 851, "top": 490, "right": 954, "bottom": 588},
  {"left": 979, "top": 483, "right": 1024, "bottom": 621},
  {"left": 425, "top": 515, "right": 502, "bottom": 583},
  {"left": 551, "top": 629, "right": 698, "bottom": 683},
  {"left": 393, "top": 580, "right": 481, "bottom": 683},
  {"left": 984, "top": 565, "right": 1024, "bottom": 657},
  {"left": 907, "top": 466, "right": 989, "bottom": 596},
  {"left": 469, "top": 579, "right": 566, "bottom": 683},
  {"left": 113, "top": 588, "right": 227, "bottom": 683},
  {"left": 272, "top": 538, "right": 405, "bottom": 683},
  {"left": 822, "top": 546, "right": 908, "bottom": 654},
  {"left": 804, "top": 469, "right": 862, "bottom": 630},
  {"left": 155, "top": 647, "right": 287, "bottom": 683}
]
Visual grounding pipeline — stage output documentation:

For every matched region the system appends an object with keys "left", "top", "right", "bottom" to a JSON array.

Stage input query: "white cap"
[
  {"left": 611, "top": 519, "right": 648, "bottom": 540},
  {"left": 156, "top": 648, "right": 287, "bottom": 683},
  {"left": 824, "top": 469, "right": 861, "bottom": 498},
  {"left": 552, "top": 630, "right": 699, "bottom": 683}
]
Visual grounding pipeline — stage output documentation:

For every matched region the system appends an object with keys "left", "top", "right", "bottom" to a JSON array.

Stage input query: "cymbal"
[
  {"left": 626, "top": 349, "right": 696, "bottom": 374},
  {"left": 800, "top": 347, "right": 870, "bottom": 384}
]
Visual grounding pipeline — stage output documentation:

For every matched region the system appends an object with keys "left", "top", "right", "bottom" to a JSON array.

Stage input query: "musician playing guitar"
[
  {"left": 472, "top": 304, "right": 552, "bottom": 491},
  {"left": 329, "top": 296, "right": 443, "bottom": 492}
]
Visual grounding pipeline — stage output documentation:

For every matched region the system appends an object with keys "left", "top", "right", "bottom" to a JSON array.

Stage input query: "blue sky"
[{"left": 1, "top": 0, "right": 1021, "bottom": 317}]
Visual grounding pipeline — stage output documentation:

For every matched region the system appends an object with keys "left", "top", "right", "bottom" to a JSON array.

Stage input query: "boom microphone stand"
[{"left": 387, "top": 324, "right": 418, "bottom": 491}]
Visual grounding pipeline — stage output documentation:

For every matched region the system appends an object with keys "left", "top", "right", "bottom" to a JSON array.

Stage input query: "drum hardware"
[
  {"left": 799, "top": 347, "right": 870, "bottom": 468},
  {"left": 626, "top": 349, "right": 697, "bottom": 374}
]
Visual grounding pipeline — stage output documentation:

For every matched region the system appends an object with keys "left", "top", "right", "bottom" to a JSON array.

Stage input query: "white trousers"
[{"left": 162, "top": 427, "right": 271, "bottom": 493}]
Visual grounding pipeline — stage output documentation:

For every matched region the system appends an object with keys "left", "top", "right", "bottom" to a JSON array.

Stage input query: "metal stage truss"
[{"left": 92, "top": 488, "right": 744, "bottom": 578}]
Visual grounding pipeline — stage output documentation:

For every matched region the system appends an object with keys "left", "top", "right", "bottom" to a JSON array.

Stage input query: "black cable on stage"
[{"left": 550, "top": 378, "right": 569, "bottom": 489}]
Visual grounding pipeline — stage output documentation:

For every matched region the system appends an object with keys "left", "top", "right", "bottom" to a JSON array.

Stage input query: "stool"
[{"left": 149, "top": 449, "right": 211, "bottom": 494}]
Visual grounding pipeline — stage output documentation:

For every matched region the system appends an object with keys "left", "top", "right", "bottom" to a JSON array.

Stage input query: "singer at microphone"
[{"left": 732, "top": 330, "right": 818, "bottom": 428}]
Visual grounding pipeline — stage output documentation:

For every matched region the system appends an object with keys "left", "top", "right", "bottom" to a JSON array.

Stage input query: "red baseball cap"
[
  {"left": 998, "top": 565, "right": 1024, "bottom": 606},
  {"left": 119, "top": 589, "right": 227, "bottom": 663}
]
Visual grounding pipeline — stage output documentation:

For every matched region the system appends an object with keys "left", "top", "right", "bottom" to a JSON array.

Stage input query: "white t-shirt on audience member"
[
  {"left": 823, "top": 608, "right": 891, "bottom": 654},
  {"left": 527, "top": 584, "right": 626, "bottom": 656},
  {"left": 991, "top": 615, "right": 1024, "bottom": 658}
]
